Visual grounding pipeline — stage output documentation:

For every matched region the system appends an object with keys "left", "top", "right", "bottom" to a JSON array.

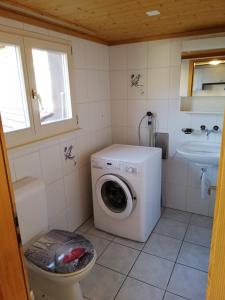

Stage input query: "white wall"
[
  {"left": 2, "top": 15, "right": 224, "bottom": 227},
  {"left": 0, "top": 17, "right": 111, "bottom": 231},
  {"left": 109, "top": 39, "right": 223, "bottom": 217}
]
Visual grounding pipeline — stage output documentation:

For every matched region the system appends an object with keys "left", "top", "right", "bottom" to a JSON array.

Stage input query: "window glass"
[
  {"left": 0, "top": 43, "right": 30, "bottom": 133},
  {"left": 32, "top": 48, "right": 72, "bottom": 125}
]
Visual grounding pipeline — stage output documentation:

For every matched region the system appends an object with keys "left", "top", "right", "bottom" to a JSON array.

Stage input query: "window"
[
  {"left": 0, "top": 43, "right": 29, "bottom": 133},
  {"left": 0, "top": 32, "right": 76, "bottom": 147}
]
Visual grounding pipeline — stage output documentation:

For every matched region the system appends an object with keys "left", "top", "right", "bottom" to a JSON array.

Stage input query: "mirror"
[{"left": 180, "top": 48, "right": 225, "bottom": 113}]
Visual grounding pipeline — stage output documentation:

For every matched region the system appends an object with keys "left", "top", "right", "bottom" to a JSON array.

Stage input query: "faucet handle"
[
  {"left": 200, "top": 125, "right": 207, "bottom": 131},
  {"left": 213, "top": 125, "right": 220, "bottom": 132}
]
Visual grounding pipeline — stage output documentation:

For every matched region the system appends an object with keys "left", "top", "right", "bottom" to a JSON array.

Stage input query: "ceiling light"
[
  {"left": 209, "top": 60, "right": 222, "bottom": 65},
  {"left": 146, "top": 10, "right": 160, "bottom": 17}
]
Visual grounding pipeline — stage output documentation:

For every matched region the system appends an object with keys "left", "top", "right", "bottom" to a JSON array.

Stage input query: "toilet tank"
[{"left": 13, "top": 177, "right": 48, "bottom": 246}]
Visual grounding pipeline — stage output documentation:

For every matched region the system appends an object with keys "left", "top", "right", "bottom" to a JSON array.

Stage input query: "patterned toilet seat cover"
[{"left": 25, "top": 230, "right": 95, "bottom": 274}]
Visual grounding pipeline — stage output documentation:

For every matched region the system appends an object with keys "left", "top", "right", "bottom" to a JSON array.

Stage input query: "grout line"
[
  {"left": 161, "top": 215, "right": 191, "bottom": 225},
  {"left": 127, "top": 274, "right": 166, "bottom": 292},
  {"left": 96, "top": 239, "right": 114, "bottom": 261},
  {"left": 153, "top": 227, "right": 211, "bottom": 248},
  {"left": 164, "top": 290, "right": 189, "bottom": 300},
  {"left": 182, "top": 239, "right": 211, "bottom": 249},
  {"left": 113, "top": 248, "right": 143, "bottom": 299},
  {"left": 141, "top": 250, "right": 179, "bottom": 263},
  {"left": 175, "top": 262, "right": 208, "bottom": 274},
  {"left": 152, "top": 229, "right": 186, "bottom": 242},
  {"left": 113, "top": 215, "right": 163, "bottom": 299},
  {"left": 84, "top": 210, "right": 210, "bottom": 299},
  {"left": 112, "top": 240, "right": 145, "bottom": 251},
  {"left": 95, "top": 262, "right": 128, "bottom": 277},
  {"left": 162, "top": 214, "right": 191, "bottom": 299}
]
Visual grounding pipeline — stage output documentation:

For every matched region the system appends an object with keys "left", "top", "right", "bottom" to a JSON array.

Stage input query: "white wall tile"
[
  {"left": 74, "top": 69, "right": 88, "bottom": 103},
  {"left": 146, "top": 100, "right": 169, "bottom": 130},
  {"left": 190, "top": 114, "right": 219, "bottom": 131},
  {"left": 77, "top": 133, "right": 92, "bottom": 167},
  {"left": 148, "top": 68, "right": 170, "bottom": 99},
  {"left": 169, "top": 66, "right": 180, "bottom": 99},
  {"left": 40, "top": 144, "right": 63, "bottom": 184},
  {"left": 110, "top": 71, "right": 127, "bottom": 99},
  {"left": 186, "top": 187, "right": 209, "bottom": 215},
  {"left": 109, "top": 45, "right": 127, "bottom": 70},
  {"left": 170, "top": 40, "right": 182, "bottom": 66},
  {"left": 112, "top": 126, "right": 127, "bottom": 144},
  {"left": 165, "top": 183, "right": 187, "bottom": 211},
  {"left": 127, "top": 126, "right": 139, "bottom": 145},
  {"left": 64, "top": 170, "right": 80, "bottom": 205},
  {"left": 166, "top": 157, "right": 188, "bottom": 186},
  {"left": 49, "top": 209, "right": 68, "bottom": 231},
  {"left": 87, "top": 70, "right": 100, "bottom": 101},
  {"left": 127, "top": 42, "right": 148, "bottom": 69},
  {"left": 108, "top": 36, "right": 220, "bottom": 216},
  {"left": 99, "top": 71, "right": 110, "bottom": 100},
  {"left": 72, "top": 38, "right": 89, "bottom": 69},
  {"left": 187, "top": 163, "right": 202, "bottom": 188},
  {"left": 77, "top": 103, "right": 91, "bottom": 130},
  {"left": 78, "top": 165, "right": 93, "bottom": 218},
  {"left": 127, "top": 100, "right": 147, "bottom": 127},
  {"left": 168, "top": 100, "right": 191, "bottom": 130},
  {"left": 128, "top": 69, "right": 147, "bottom": 99},
  {"left": 14, "top": 152, "right": 42, "bottom": 180},
  {"left": 148, "top": 40, "right": 171, "bottom": 68},
  {"left": 111, "top": 100, "right": 127, "bottom": 126},
  {"left": 46, "top": 179, "right": 66, "bottom": 219},
  {"left": 60, "top": 138, "right": 78, "bottom": 175}
]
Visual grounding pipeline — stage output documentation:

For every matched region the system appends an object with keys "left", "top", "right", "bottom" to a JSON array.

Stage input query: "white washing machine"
[{"left": 91, "top": 144, "right": 162, "bottom": 242}]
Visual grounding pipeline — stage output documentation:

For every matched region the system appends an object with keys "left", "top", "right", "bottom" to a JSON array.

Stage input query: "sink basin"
[{"left": 177, "top": 141, "right": 221, "bottom": 166}]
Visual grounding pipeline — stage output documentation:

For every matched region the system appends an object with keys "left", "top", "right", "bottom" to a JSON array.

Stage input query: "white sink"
[{"left": 177, "top": 141, "right": 221, "bottom": 166}]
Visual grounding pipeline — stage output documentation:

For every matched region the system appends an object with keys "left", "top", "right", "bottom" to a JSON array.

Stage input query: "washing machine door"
[{"left": 96, "top": 174, "right": 134, "bottom": 219}]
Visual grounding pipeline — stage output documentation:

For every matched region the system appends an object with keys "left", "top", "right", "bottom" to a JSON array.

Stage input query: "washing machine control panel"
[{"left": 92, "top": 158, "right": 139, "bottom": 175}]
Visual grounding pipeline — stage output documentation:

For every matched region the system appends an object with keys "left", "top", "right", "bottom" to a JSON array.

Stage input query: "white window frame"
[{"left": 0, "top": 29, "right": 77, "bottom": 148}]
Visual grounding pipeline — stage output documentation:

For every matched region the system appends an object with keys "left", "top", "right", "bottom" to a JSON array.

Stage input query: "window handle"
[
  {"left": 31, "top": 88, "right": 38, "bottom": 100},
  {"left": 31, "top": 89, "right": 44, "bottom": 110}
]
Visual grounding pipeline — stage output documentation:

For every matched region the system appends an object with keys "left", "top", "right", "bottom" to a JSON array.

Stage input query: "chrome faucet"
[
  {"left": 200, "top": 125, "right": 220, "bottom": 136},
  {"left": 205, "top": 129, "right": 213, "bottom": 136}
]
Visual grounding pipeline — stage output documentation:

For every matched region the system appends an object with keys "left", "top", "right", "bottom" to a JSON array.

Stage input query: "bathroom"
[{"left": 0, "top": 2, "right": 225, "bottom": 300}]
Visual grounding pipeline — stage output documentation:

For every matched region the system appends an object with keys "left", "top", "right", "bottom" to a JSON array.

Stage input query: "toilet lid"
[{"left": 24, "top": 230, "right": 95, "bottom": 274}]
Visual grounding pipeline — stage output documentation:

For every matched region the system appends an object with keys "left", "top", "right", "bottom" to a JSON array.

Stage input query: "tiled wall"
[
  {"left": 109, "top": 40, "right": 223, "bottom": 217},
  {"left": 0, "top": 17, "right": 111, "bottom": 231},
  {"left": 2, "top": 15, "right": 223, "bottom": 228}
]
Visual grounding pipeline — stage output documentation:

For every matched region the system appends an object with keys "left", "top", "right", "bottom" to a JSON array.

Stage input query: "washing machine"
[{"left": 91, "top": 144, "right": 162, "bottom": 242}]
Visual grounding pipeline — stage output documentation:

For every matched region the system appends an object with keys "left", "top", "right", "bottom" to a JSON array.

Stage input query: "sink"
[{"left": 177, "top": 141, "right": 221, "bottom": 166}]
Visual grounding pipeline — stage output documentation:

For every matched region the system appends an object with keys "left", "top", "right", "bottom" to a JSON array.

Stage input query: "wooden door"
[
  {"left": 206, "top": 113, "right": 225, "bottom": 299},
  {"left": 0, "top": 118, "right": 30, "bottom": 300}
]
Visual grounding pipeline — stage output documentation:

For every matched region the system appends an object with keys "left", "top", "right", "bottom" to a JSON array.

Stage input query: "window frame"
[
  {"left": 0, "top": 29, "right": 77, "bottom": 148},
  {"left": 0, "top": 31, "right": 36, "bottom": 146}
]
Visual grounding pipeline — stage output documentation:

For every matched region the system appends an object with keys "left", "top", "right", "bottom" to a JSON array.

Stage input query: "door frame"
[
  {"left": 206, "top": 112, "right": 225, "bottom": 299},
  {"left": 0, "top": 117, "right": 31, "bottom": 300}
]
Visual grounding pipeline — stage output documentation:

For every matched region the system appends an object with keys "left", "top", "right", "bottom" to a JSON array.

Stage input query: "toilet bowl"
[
  {"left": 26, "top": 247, "right": 96, "bottom": 300},
  {"left": 13, "top": 177, "right": 96, "bottom": 300}
]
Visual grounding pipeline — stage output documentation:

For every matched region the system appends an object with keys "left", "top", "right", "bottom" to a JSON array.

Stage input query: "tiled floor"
[{"left": 77, "top": 208, "right": 212, "bottom": 300}]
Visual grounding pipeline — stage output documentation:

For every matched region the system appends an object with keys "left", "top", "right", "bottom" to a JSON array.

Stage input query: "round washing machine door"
[{"left": 96, "top": 174, "right": 134, "bottom": 219}]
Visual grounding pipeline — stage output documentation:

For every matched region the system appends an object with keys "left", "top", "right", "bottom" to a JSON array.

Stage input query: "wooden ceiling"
[{"left": 1, "top": 0, "right": 225, "bottom": 45}]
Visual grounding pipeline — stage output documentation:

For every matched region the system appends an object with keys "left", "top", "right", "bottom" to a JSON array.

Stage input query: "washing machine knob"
[{"left": 128, "top": 167, "right": 133, "bottom": 173}]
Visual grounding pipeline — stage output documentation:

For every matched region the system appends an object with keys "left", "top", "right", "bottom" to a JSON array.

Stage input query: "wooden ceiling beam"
[
  {"left": 0, "top": 1, "right": 225, "bottom": 45},
  {"left": 0, "top": 4, "right": 108, "bottom": 45},
  {"left": 109, "top": 26, "right": 225, "bottom": 45}
]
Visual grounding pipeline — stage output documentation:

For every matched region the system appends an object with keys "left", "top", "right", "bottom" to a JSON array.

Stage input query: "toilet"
[{"left": 13, "top": 177, "right": 96, "bottom": 300}]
